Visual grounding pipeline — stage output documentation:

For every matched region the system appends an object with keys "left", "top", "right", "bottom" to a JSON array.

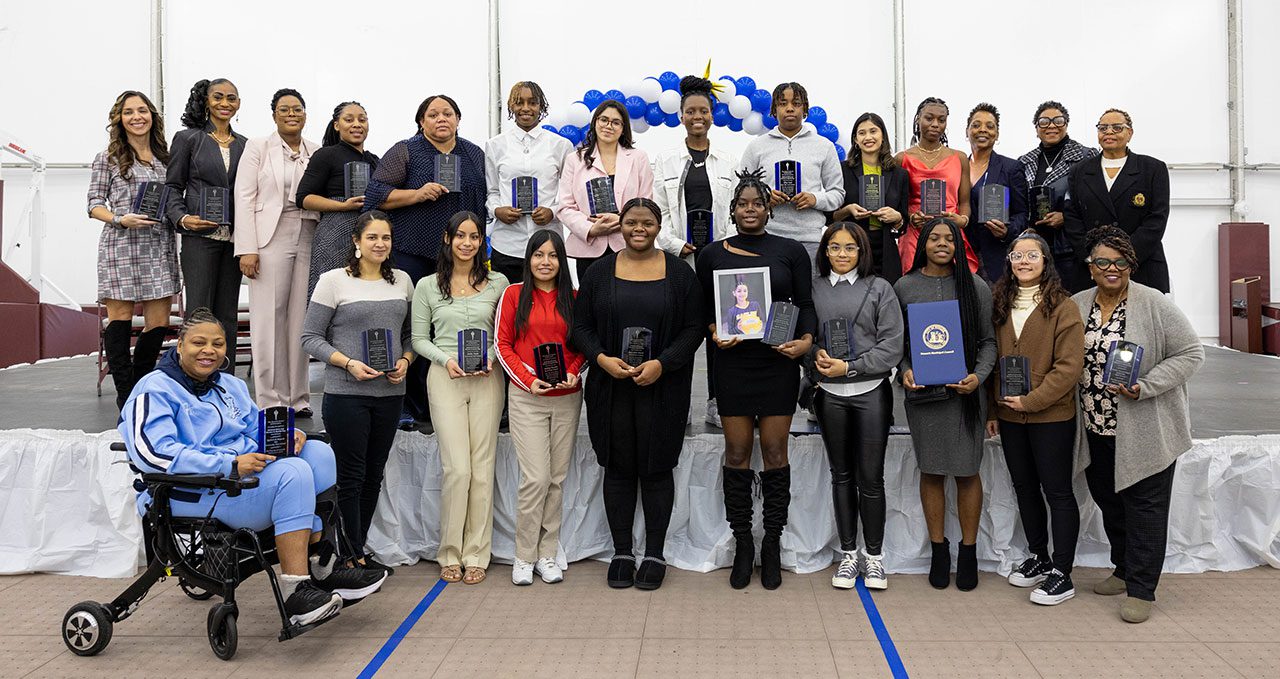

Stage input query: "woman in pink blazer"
[
  {"left": 555, "top": 100, "right": 654, "bottom": 282},
  {"left": 234, "top": 88, "right": 321, "bottom": 415}
]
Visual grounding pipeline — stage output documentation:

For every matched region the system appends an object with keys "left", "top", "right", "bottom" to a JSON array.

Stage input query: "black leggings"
[
  {"left": 602, "top": 380, "right": 674, "bottom": 559},
  {"left": 999, "top": 418, "right": 1079, "bottom": 573},
  {"left": 814, "top": 381, "right": 892, "bottom": 554},
  {"left": 322, "top": 393, "right": 403, "bottom": 552}
]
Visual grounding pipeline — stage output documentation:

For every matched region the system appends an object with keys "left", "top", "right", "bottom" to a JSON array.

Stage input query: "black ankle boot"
[
  {"left": 929, "top": 539, "right": 951, "bottom": 589},
  {"left": 131, "top": 326, "right": 168, "bottom": 386},
  {"left": 759, "top": 466, "right": 791, "bottom": 591},
  {"left": 956, "top": 542, "right": 978, "bottom": 591},
  {"left": 103, "top": 320, "right": 134, "bottom": 410},
  {"left": 722, "top": 466, "right": 755, "bottom": 589}
]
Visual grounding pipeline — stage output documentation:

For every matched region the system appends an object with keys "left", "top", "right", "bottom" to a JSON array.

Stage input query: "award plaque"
[
  {"left": 344, "top": 161, "right": 371, "bottom": 199},
  {"left": 906, "top": 299, "right": 968, "bottom": 386},
  {"left": 774, "top": 160, "right": 802, "bottom": 197},
  {"left": 979, "top": 184, "right": 1010, "bottom": 224},
  {"left": 586, "top": 176, "right": 617, "bottom": 215},
  {"left": 435, "top": 154, "right": 461, "bottom": 192},
  {"left": 859, "top": 174, "right": 883, "bottom": 211},
  {"left": 362, "top": 328, "right": 393, "bottom": 373},
  {"left": 823, "top": 317, "right": 853, "bottom": 360},
  {"left": 257, "top": 406, "right": 296, "bottom": 458},
  {"left": 131, "top": 181, "right": 169, "bottom": 221},
  {"left": 1103, "top": 340, "right": 1143, "bottom": 388},
  {"left": 920, "top": 178, "right": 946, "bottom": 216},
  {"left": 762, "top": 301, "right": 799, "bottom": 347},
  {"left": 621, "top": 327, "right": 653, "bottom": 367},
  {"left": 513, "top": 176, "right": 538, "bottom": 213},
  {"left": 686, "top": 209, "right": 714, "bottom": 249},
  {"left": 457, "top": 328, "right": 488, "bottom": 373},
  {"left": 999, "top": 355, "right": 1031, "bottom": 398},
  {"left": 534, "top": 342, "right": 567, "bottom": 385},
  {"left": 1034, "top": 187, "right": 1053, "bottom": 223},
  {"left": 200, "top": 186, "right": 230, "bottom": 225}
]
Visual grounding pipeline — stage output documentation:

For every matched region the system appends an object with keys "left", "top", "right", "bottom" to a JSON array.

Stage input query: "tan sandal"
[
  {"left": 440, "top": 564, "right": 463, "bottom": 583},
  {"left": 463, "top": 566, "right": 486, "bottom": 585}
]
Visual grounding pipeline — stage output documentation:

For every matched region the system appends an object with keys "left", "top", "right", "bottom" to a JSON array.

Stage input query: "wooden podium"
[{"left": 1218, "top": 222, "right": 1270, "bottom": 346}]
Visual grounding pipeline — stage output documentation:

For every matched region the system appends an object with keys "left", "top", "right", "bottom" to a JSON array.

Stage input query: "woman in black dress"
[
  {"left": 572, "top": 197, "right": 704, "bottom": 591},
  {"left": 695, "top": 170, "right": 816, "bottom": 590}
]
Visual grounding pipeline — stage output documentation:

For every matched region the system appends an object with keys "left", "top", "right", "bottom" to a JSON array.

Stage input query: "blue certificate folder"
[{"left": 906, "top": 300, "right": 968, "bottom": 386}]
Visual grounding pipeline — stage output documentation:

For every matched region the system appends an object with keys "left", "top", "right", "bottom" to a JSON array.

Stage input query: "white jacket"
[{"left": 652, "top": 144, "right": 739, "bottom": 258}]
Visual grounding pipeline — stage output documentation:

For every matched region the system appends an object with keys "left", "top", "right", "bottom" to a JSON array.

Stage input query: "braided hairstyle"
[
  {"left": 729, "top": 168, "right": 773, "bottom": 227},
  {"left": 180, "top": 78, "right": 235, "bottom": 129},
  {"left": 105, "top": 90, "right": 170, "bottom": 179},
  {"left": 679, "top": 75, "right": 715, "bottom": 110},
  {"left": 769, "top": 82, "right": 810, "bottom": 119},
  {"left": 911, "top": 97, "right": 949, "bottom": 145},
  {"left": 620, "top": 196, "right": 662, "bottom": 223},
  {"left": 990, "top": 230, "right": 1069, "bottom": 326},
  {"left": 345, "top": 210, "right": 397, "bottom": 285},
  {"left": 505, "top": 81, "right": 549, "bottom": 121},
  {"left": 323, "top": 101, "right": 365, "bottom": 147},
  {"left": 178, "top": 307, "right": 225, "bottom": 339},
  {"left": 1100, "top": 107, "right": 1133, "bottom": 127},
  {"left": 1084, "top": 225, "right": 1138, "bottom": 271}
]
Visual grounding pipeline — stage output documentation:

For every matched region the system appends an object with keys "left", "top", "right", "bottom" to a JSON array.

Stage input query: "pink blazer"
[
  {"left": 233, "top": 132, "right": 320, "bottom": 256},
  {"left": 555, "top": 145, "right": 654, "bottom": 258}
]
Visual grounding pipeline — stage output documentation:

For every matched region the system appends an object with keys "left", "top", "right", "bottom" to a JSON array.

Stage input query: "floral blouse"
[{"left": 1080, "top": 300, "right": 1126, "bottom": 436}]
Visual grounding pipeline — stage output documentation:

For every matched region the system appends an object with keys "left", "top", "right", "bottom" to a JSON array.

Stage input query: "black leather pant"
[{"left": 814, "top": 381, "right": 892, "bottom": 553}]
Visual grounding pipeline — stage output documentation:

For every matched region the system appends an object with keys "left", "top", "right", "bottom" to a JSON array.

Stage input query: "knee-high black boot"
[
  {"left": 103, "top": 320, "right": 134, "bottom": 410},
  {"left": 759, "top": 465, "right": 791, "bottom": 590},
  {"left": 131, "top": 326, "right": 169, "bottom": 386},
  {"left": 722, "top": 466, "right": 755, "bottom": 589}
]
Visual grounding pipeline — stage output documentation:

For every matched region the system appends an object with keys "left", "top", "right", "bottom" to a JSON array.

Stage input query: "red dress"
[{"left": 897, "top": 152, "right": 981, "bottom": 275}]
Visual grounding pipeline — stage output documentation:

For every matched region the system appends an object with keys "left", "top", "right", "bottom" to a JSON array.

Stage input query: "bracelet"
[{"left": 345, "top": 359, "right": 355, "bottom": 371}]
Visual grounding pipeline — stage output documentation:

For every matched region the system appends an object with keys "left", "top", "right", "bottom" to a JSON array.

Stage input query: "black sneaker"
[
  {"left": 361, "top": 554, "right": 396, "bottom": 576},
  {"left": 1008, "top": 555, "right": 1052, "bottom": 588},
  {"left": 1030, "top": 569, "right": 1075, "bottom": 606},
  {"left": 607, "top": 555, "right": 636, "bottom": 589},
  {"left": 313, "top": 565, "right": 388, "bottom": 602},
  {"left": 286, "top": 580, "right": 342, "bottom": 626}
]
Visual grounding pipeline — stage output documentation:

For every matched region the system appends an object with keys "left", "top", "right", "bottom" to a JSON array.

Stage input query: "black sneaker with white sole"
[
  {"left": 1030, "top": 569, "right": 1075, "bottom": 606},
  {"left": 313, "top": 565, "right": 389, "bottom": 602},
  {"left": 286, "top": 580, "right": 342, "bottom": 626},
  {"left": 1008, "top": 555, "right": 1053, "bottom": 587}
]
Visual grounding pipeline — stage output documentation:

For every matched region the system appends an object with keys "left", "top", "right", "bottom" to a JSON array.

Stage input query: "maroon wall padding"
[
  {"left": 39, "top": 303, "right": 99, "bottom": 360},
  {"left": 1218, "top": 222, "right": 1271, "bottom": 344},
  {"left": 0, "top": 302, "right": 41, "bottom": 367}
]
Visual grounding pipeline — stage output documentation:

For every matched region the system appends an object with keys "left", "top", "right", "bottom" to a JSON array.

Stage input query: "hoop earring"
[{"left": 220, "top": 355, "right": 232, "bottom": 371}]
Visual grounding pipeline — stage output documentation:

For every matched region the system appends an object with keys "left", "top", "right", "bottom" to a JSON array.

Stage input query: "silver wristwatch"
[{"left": 111, "top": 214, "right": 124, "bottom": 229}]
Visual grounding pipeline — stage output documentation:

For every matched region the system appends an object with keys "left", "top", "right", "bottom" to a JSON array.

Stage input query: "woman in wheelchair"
[{"left": 120, "top": 307, "right": 387, "bottom": 626}]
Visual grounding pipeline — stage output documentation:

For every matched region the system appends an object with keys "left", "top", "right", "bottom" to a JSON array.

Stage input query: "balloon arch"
[{"left": 543, "top": 70, "right": 847, "bottom": 162}]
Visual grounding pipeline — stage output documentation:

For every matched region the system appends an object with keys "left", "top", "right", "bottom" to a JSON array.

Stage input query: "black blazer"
[
  {"left": 571, "top": 252, "right": 704, "bottom": 473},
  {"left": 164, "top": 121, "right": 248, "bottom": 236},
  {"left": 826, "top": 161, "right": 910, "bottom": 283},
  {"left": 966, "top": 152, "right": 1029, "bottom": 283},
  {"left": 1064, "top": 151, "right": 1170, "bottom": 293}
]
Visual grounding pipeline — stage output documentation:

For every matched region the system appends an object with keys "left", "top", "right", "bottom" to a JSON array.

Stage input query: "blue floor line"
[
  {"left": 357, "top": 579, "right": 449, "bottom": 679},
  {"left": 855, "top": 578, "right": 909, "bottom": 678}
]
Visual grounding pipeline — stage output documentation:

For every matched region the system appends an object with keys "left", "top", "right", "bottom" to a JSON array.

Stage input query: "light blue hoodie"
[{"left": 739, "top": 124, "right": 845, "bottom": 243}]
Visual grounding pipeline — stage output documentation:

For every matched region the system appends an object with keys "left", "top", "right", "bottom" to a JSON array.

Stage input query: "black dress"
[
  {"left": 608, "top": 279, "right": 668, "bottom": 473},
  {"left": 695, "top": 232, "right": 817, "bottom": 417},
  {"left": 295, "top": 142, "right": 380, "bottom": 299}
]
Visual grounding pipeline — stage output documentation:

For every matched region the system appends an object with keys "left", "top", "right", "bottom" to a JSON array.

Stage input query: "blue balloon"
[
  {"left": 834, "top": 143, "right": 847, "bottom": 162},
  {"left": 735, "top": 76, "right": 756, "bottom": 96},
  {"left": 624, "top": 96, "right": 646, "bottom": 119},
  {"left": 728, "top": 118, "right": 743, "bottom": 132},
  {"left": 751, "top": 88, "right": 771, "bottom": 114},
  {"left": 819, "top": 123, "right": 840, "bottom": 142},
  {"left": 542, "top": 124, "right": 558, "bottom": 135},
  {"left": 713, "top": 103, "right": 731, "bottom": 127},
  {"left": 763, "top": 114, "right": 778, "bottom": 129},
  {"left": 560, "top": 125, "right": 582, "bottom": 146},
  {"left": 604, "top": 89, "right": 626, "bottom": 104},
  {"left": 583, "top": 89, "right": 605, "bottom": 110},
  {"left": 658, "top": 71, "right": 681, "bottom": 91},
  {"left": 645, "top": 103, "right": 665, "bottom": 126},
  {"left": 806, "top": 106, "right": 828, "bottom": 128},
  {"left": 665, "top": 112, "right": 680, "bottom": 128}
]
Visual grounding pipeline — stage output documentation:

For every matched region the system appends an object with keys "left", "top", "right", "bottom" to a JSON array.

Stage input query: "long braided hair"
[
  {"left": 323, "top": 101, "right": 365, "bottom": 147},
  {"left": 911, "top": 96, "right": 950, "bottom": 146},
  {"left": 728, "top": 168, "right": 773, "bottom": 228},
  {"left": 505, "top": 81, "right": 549, "bottom": 122}
]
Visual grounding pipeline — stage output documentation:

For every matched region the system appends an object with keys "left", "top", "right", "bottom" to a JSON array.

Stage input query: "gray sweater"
[
  {"left": 807, "top": 273, "right": 904, "bottom": 386},
  {"left": 740, "top": 126, "right": 844, "bottom": 243},
  {"left": 301, "top": 267, "right": 415, "bottom": 397},
  {"left": 1071, "top": 282, "right": 1203, "bottom": 490}
]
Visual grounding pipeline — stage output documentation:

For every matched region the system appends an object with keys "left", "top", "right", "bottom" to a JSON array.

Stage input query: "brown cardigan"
[{"left": 989, "top": 293, "right": 1085, "bottom": 424}]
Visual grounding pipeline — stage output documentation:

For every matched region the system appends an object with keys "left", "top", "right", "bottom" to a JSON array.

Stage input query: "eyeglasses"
[
  {"left": 275, "top": 106, "right": 305, "bottom": 116},
  {"left": 597, "top": 118, "right": 625, "bottom": 129},
  {"left": 1088, "top": 257, "right": 1132, "bottom": 271},
  {"left": 1096, "top": 123, "right": 1130, "bottom": 133},
  {"left": 826, "top": 244, "right": 860, "bottom": 255},
  {"left": 1036, "top": 116, "right": 1068, "bottom": 128},
  {"left": 1007, "top": 251, "right": 1043, "bottom": 263}
]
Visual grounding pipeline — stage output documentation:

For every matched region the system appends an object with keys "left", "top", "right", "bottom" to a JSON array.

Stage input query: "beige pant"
[
  {"left": 247, "top": 214, "right": 315, "bottom": 409},
  {"left": 429, "top": 365, "right": 504, "bottom": 568},
  {"left": 508, "top": 383, "right": 583, "bottom": 562}
]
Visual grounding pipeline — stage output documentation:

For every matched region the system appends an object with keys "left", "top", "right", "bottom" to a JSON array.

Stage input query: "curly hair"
[
  {"left": 1033, "top": 100, "right": 1069, "bottom": 125},
  {"left": 848, "top": 112, "right": 896, "bottom": 170},
  {"left": 323, "top": 101, "right": 365, "bottom": 147},
  {"left": 270, "top": 88, "right": 305, "bottom": 112},
  {"left": 577, "top": 100, "right": 634, "bottom": 169},
  {"left": 105, "top": 90, "right": 169, "bottom": 180},
  {"left": 967, "top": 102, "right": 1000, "bottom": 128},
  {"left": 911, "top": 97, "right": 950, "bottom": 145},
  {"left": 505, "top": 81, "right": 549, "bottom": 121},
  {"left": 1084, "top": 225, "right": 1138, "bottom": 271},
  {"left": 769, "top": 82, "right": 810, "bottom": 119},
  {"left": 990, "top": 230, "right": 1069, "bottom": 327},
  {"left": 729, "top": 168, "right": 773, "bottom": 227},
  {"left": 435, "top": 211, "right": 489, "bottom": 301},
  {"left": 180, "top": 78, "right": 236, "bottom": 129},
  {"left": 345, "top": 210, "right": 397, "bottom": 285}
]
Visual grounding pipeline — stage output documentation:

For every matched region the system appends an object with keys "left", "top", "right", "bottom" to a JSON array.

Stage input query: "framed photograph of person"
[{"left": 713, "top": 266, "right": 772, "bottom": 340}]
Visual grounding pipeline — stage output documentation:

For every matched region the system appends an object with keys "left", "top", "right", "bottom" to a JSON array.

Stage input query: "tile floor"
[{"left": 7, "top": 560, "right": 1278, "bottom": 678}]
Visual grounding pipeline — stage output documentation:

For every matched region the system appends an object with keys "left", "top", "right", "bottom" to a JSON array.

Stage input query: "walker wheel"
[
  {"left": 62, "top": 601, "right": 113, "bottom": 656},
  {"left": 207, "top": 603, "right": 238, "bottom": 660}
]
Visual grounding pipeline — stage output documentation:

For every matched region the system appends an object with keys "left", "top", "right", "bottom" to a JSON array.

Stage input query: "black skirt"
[{"left": 712, "top": 341, "right": 800, "bottom": 417}]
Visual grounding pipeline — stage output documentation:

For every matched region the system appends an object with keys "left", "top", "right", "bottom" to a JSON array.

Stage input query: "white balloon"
[
  {"left": 630, "top": 117, "right": 650, "bottom": 134},
  {"left": 544, "top": 110, "right": 567, "bottom": 129},
  {"left": 658, "top": 89, "right": 681, "bottom": 115},
  {"left": 567, "top": 102, "right": 592, "bottom": 129},
  {"left": 728, "top": 95, "right": 752, "bottom": 119},
  {"left": 743, "top": 112, "right": 766, "bottom": 135},
  {"left": 621, "top": 80, "right": 642, "bottom": 99},
  {"left": 639, "top": 78, "right": 663, "bottom": 104},
  {"left": 715, "top": 77, "right": 736, "bottom": 103}
]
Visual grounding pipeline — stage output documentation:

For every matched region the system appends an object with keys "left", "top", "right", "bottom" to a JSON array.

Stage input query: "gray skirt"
[
  {"left": 308, "top": 206, "right": 359, "bottom": 301},
  {"left": 904, "top": 392, "right": 988, "bottom": 477},
  {"left": 97, "top": 224, "right": 181, "bottom": 302}
]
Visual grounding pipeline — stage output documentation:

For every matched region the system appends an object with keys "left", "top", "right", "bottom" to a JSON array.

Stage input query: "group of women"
[{"left": 101, "top": 75, "right": 1195, "bottom": 624}]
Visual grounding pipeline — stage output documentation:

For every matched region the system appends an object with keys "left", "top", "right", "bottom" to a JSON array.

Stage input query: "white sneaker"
[
  {"left": 534, "top": 557, "right": 564, "bottom": 584},
  {"left": 512, "top": 558, "right": 534, "bottom": 586},
  {"left": 862, "top": 550, "right": 888, "bottom": 590},
  {"left": 832, "top": 551, "right": 858, "bottom": 589},
  {"left": 705, "top": 399, "right": 722, "bottom": 428}
]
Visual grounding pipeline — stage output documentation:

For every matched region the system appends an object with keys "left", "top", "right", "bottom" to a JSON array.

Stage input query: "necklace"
[
  {"left": 209, "top": 130, "right": 233, "bottom": 145},
  {"left": 916, "top": 143, "right": 945, "bottom": 163},
  {"left": 1041, "top": 146, "right": 1065, "bottom": 174}
]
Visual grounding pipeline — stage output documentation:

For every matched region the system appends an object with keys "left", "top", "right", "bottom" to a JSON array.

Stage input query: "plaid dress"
[{"left": 87, "top": 151, "right": 181, "bottom": 301}]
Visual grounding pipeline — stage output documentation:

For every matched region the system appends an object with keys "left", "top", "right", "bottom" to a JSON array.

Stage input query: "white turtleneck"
[{"left": 1012, "top": 284, "right": 1040, "bottom": 338}]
